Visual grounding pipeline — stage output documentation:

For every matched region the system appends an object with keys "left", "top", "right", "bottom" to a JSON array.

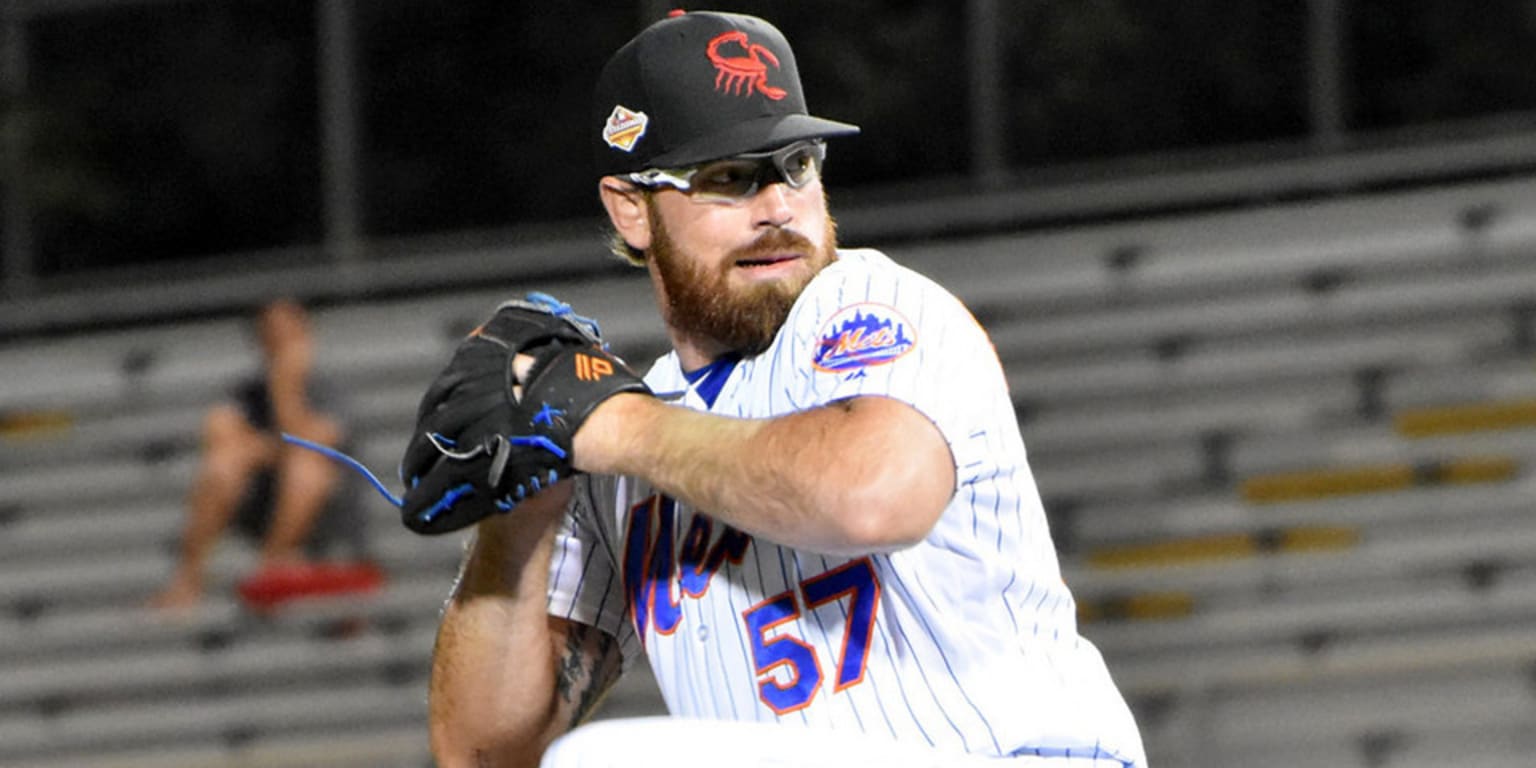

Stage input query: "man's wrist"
[{"left": 572, "top": 392, "right": 653, "bottom": 474}]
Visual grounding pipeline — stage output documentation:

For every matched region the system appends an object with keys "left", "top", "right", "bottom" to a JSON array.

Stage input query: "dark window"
[
  {"left": 1349, "top": 0, "right": 1536, "bottom": 131},
  {"left": 1001, "top": 0, "right": 1310, "bottom": 166},
  {"left": 357, "top": 1, "right": 633, "bottom": 235},
  {"left": 27, "top": 0, "right": 321, "bottom": 275}
]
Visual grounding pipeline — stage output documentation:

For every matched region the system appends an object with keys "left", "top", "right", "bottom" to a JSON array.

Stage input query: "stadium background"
[{"left": 2, "top": 1, "right": 1535, "bottom": 766}]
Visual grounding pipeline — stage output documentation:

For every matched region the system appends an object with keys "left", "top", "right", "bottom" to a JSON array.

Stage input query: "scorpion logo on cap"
[{"left": 706, "top": 31, "right": 787, "bottom": 101}]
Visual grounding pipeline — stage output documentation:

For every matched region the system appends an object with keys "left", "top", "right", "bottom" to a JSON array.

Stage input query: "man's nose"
[{"left": 751, "top": 181, "right": 795, "bottom": 228}]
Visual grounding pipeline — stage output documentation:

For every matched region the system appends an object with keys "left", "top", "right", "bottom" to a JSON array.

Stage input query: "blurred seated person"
[{"left": 150, "top": 299, "right": 382, "bottom": 613}]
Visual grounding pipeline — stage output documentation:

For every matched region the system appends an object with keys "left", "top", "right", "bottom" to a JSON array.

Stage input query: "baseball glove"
[{"left": 399, "top": 292, "right": 650, "bottom": 535}]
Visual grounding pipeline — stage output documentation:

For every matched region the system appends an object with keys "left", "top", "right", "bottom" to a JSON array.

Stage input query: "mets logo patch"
[{"left": 812, "top": 303, "right": 916, "bottom": 373}]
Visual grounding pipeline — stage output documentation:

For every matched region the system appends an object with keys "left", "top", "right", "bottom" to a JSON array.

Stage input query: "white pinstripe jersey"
[{"left": 547, "top": 249, "right": 1146, "bottom": 765}]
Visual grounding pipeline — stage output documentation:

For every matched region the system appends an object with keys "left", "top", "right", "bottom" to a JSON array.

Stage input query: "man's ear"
[{"left": 599, "top": 178, "right": 652, "bottom": 251}]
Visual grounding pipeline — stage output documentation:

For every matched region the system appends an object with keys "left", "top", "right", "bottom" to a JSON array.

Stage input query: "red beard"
[{"left": 648, "top": 207, "right": 839, "bottom": 358}]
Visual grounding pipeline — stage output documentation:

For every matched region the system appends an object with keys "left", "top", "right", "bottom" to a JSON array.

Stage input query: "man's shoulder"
[
  {"left": 825, "top": 247, "right": 895, "bottom": 276},
  {"left": 803, "top": 247, "right": 964, "bottom": 313},
  {"left": 822, "top": 247, "right": 949, "bottom": 290},
  {"left": 790, "top": 247, "right": 985, "bottom": 356}
]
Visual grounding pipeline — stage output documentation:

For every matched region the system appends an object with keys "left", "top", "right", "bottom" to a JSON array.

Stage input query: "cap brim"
[{"left": 645, "top": 114, "right": 860, "bottom": 170}]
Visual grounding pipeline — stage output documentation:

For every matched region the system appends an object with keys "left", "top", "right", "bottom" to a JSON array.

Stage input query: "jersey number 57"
[{"left": 742, "top": 557, "right": 881, "bottom": 714}]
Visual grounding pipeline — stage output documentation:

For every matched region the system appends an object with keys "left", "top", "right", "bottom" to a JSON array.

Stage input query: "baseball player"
[{"left": 400, "top": 10, "right": 1147, "bottom": 768}]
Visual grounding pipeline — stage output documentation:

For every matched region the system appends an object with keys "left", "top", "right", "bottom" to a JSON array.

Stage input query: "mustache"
[{"left": 728, "top": 227, "right": 816, "bottom": 263}]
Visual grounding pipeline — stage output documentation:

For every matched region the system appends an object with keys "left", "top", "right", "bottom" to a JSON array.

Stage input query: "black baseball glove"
[{"left": 399, "top": 292, "right": 650, "bottom": 535}]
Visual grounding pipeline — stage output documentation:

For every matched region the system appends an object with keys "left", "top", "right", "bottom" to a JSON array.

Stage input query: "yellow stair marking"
[
  {"left": 1240, "top": 457, "right": 1517, "bottom": 503},
  {"left": 1395, "top": 398, "right": 1536, "bottom": 438},
  {"left": 0, "top": 409, "right": 74, "bottom": 440},
  {"left": 1079, "top": 592, "right": 1195, "bottom": 623},
  {"left": 1086, "top": 525, "right": 1358, "bottom": 569}
]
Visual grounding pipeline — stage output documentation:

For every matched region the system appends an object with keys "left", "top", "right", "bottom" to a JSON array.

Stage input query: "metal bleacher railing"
[{"left": 3, "top": 119, "right": 1536, "bottom": 338}]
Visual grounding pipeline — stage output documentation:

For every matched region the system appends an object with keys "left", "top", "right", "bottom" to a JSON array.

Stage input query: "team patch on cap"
[
  {"left": 603, "top": 105, "right": 649, "bottom": 152},
  {"left": 812, "top": 303, "right": 916, "bottom": 373}
]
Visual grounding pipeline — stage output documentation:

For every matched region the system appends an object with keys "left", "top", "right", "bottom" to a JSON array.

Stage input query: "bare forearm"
[
  {"left": 429, "top": 501, "right": 565, "bottom": 766},
  {"left": 575, "top": 395, "right": 953, "bottom": 555}
]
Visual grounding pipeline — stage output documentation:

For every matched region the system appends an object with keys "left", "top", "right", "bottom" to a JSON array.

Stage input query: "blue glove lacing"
[
  {"left": 282, "top": 433, "right": 404, "bottom": 508},
  {"left": 525, "top": 291, "right": 606, "bottom": 348},
  {"left": 282, "top": 432, "right": 568, "bottom": 512}
]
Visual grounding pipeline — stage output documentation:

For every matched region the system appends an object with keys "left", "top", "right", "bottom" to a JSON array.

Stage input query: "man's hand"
[{"left": 399, "top": 293, "right": 650, "bottom": 535}]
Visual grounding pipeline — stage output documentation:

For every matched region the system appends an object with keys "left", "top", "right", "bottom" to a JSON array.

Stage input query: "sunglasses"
[{"left": 625, "top": 140, "right": 826, "bottom": 203}]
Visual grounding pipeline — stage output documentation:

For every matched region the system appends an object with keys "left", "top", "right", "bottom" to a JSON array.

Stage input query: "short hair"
[
  {"left": 606, "top": 185, "right": 654, "bottom": 267},
  {"left": 608, "top": 229, "right": 646, "bottom": 267}
]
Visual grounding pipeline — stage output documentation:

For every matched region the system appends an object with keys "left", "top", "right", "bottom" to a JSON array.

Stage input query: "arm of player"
[
  {"left": 572, "top": 393, "right": 955, "bottom": 556},
  {"left": 429, "top": 481, "right": 624, "bottom": 768}
]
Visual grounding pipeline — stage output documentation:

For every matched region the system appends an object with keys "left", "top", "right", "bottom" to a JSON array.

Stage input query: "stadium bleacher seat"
[{"left": 3, "top": 173, "right": 1535, "bottom": 766}]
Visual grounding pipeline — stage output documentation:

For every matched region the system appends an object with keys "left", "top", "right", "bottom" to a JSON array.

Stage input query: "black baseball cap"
[{"left": 593, "top": 10, "right": 860, "bottom": 178}]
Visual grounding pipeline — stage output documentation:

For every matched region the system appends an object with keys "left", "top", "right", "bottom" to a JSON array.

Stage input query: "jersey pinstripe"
[{"left": 546, "top": 249, "right": 1146, "bottom": 765}]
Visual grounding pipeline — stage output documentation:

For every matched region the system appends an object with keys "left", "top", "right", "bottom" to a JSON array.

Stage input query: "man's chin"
[
  {"left": 697, "top": 284, "right": 801, "bottom": 357},
  {"left": 729, "top": 275, "right": 809, "bottom": 314}
]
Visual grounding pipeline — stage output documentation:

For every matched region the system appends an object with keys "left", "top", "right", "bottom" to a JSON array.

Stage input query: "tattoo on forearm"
[
  {"left": 554, "top": 627, "right": 584, "bottom": 702},
  {"left": 555, "top": 623, "right": 620, "bottom": 728}
]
